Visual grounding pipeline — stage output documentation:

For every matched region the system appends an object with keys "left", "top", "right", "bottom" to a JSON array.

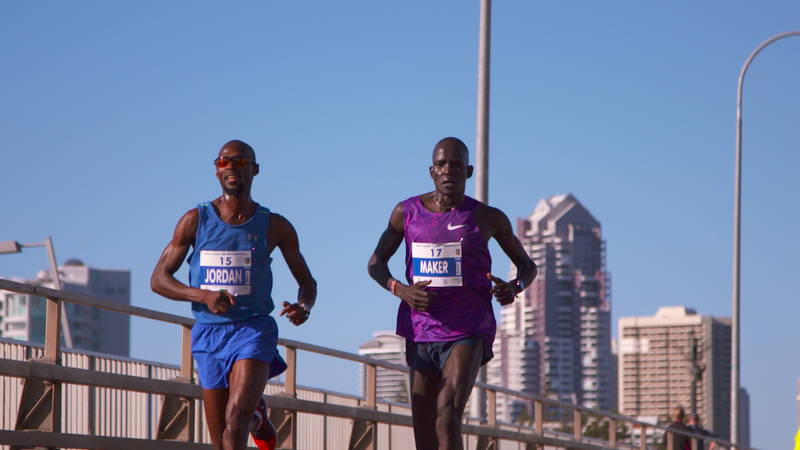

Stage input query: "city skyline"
[{"left": 1, "top": 2, "right": 798, "bottom": 447}]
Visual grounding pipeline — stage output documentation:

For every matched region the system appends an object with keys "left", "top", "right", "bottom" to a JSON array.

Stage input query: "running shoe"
[{"left": 250, "top": 397, "right": 277, "bottom": 450}]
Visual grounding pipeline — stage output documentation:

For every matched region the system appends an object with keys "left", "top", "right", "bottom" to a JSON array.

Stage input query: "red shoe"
[{"left": 251, "top": 397, "right": 277, "bottom": 450}]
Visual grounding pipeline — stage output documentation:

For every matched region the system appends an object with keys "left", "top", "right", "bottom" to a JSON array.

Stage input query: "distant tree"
[
  {"left": 390, "top": 382, "right": 409, "bottom": 404},
  {"left": 514, "top": 405, "right": 532, "bottom": 425},
  {"left": 583, "top": 418, "right": 607, "bottom": 438},
  {"left": 583, "top": 415, "right": 631, "bottom": 441}
]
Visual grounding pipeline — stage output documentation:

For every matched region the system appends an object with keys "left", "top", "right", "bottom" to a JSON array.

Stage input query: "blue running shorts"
[{"left": 191, "top": 314, "right": 287, "bottom": 390}]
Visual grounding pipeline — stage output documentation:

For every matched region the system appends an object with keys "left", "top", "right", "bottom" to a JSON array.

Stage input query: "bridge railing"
[{"left": 0, "top": 278, "right": 753, "bottom": 449}]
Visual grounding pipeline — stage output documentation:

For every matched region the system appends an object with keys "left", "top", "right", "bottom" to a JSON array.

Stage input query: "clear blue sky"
[{"left": 1, "top": 1, "right": 798, "bottom": 447}]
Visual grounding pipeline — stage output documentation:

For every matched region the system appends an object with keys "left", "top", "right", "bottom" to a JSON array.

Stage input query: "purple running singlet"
[{"left": 397, "top": 195, "right": 495, "bottom": 355}]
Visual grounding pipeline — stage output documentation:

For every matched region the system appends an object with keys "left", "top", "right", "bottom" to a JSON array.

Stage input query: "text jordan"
[{"left": 203, "top": 268, "right": 251, "bottom": 284}]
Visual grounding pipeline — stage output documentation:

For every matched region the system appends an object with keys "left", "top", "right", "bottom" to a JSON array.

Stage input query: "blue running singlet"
[{"left": 188, "top": 202, "right": 274, "bottom": 324}]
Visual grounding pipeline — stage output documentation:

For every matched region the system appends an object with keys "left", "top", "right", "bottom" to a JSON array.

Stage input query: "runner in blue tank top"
[
  {"left": 151, "top": 140, "right": 317, "bottom": 450},
  {"left": 368, "top": 137, "right": 537, "bottom": 450}
]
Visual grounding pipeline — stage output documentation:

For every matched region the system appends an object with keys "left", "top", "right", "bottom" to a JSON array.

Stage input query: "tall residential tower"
[{"left": 488, "top": 194, "right": 614, "bottom": 421}]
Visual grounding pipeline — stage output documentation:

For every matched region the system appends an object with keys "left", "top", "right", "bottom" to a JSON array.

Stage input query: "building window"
[
  {"left": 7, "top": 322, "right": 25, "bottom": 331},
  {"left": 6, "top": 295, "right": 27, "bottom": 317}
]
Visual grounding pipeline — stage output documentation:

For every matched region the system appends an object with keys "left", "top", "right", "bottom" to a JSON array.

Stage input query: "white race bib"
[
  {"left": 199, "top": 250, "right": 252, "bottom": 295},
  {"left": 411, "top": 242, "right": 462, "bottom": 287}
]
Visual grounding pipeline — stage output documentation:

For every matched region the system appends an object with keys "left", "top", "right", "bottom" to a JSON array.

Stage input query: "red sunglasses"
[{"left": 213, "top": 156, "right": 254, "bottom": 169}]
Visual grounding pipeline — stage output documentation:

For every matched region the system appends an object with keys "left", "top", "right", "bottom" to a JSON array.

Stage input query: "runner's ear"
[{"left": 466, "top": 165, "right": 473, "bottom": 179}]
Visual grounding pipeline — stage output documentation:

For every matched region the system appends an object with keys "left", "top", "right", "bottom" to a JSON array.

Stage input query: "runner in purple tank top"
[{"left": 368, "top": 137, "right": 537, "bottom": 450}]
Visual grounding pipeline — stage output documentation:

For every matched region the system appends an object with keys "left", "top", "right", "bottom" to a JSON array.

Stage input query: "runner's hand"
[
  {"left": 395, "top": 280, "right": 436, "bottom": 312},
  {"left": 280, "top": 301, "right": 310, "bottom": 326},
  {"left": 203, "top": 289, "right": 236, "bottom": 314},
  {"left": 487, "top": 274, "right": 516, "bottom": 306}
]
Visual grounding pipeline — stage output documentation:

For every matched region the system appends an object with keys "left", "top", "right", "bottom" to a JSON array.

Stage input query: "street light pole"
[
  {"left": 475, "top": 0, "right": 491, "bottom": 204},
  {"left": 471, "top": 0, "right": 491, "bottom": 422},
  {"left": 731, "top": 30, "right": 800, "bottom": 446}
]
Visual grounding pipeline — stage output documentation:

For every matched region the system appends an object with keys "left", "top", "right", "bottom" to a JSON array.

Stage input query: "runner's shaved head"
[
  {"left": 220, "top": 139, "right": 256, "bottom": 161},
  {"left": 432, "top": 137, "right": 469, "bottom": 162}
]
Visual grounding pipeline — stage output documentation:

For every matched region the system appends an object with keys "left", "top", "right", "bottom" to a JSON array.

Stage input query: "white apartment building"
[
  {"left": 0, "top": 259, "right": 130, "bottom": 356},
  {"left": 357, "top": 331, "right": 408, "bottom": 403}
]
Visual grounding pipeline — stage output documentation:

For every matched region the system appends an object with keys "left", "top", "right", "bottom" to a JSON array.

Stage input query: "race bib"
[
  {"left": 199, "top": 250, "right": 252, "bottom": 295},
  {"left": 411, "top": 242, "right": 462, "bottom": 287}
]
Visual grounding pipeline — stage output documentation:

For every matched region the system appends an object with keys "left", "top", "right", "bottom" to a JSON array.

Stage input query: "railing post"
[
  {"left": 180, "top": 325, "right": 193, "bottom": 382},
  {"left": 323, "top": 392, "right": 329, "bottom": 450},
  {"left": 365, "top": 363, "right": 377, "bottom": 408},
  {"left": 573, "top": 409, "right": 582, "bottom": 441},
  {"left": 608, "top": 418, "right": 617, "bottom": 447},
  {"left": 476, "top": 389, "right": 498, "bottom": 450},
  {"left": 156, "top": 324, "right": 195, "bottom": 442},
  {"left": 285, "top": 346, "right": 297, "bottom": 397},
  {"left": 43, "top": 296, "right": 62, "bottom": 364},
  {"left": 14, "top": 295, "right": 62, "bottom": 441},
  {"left": 271, "top": 345, "right": 298, "bottom": 449},
  {"left": 534, "top": 400, "right": 543, "bottom": 435},
  {"left": 349, "top": 363, "right": 377, "bottom": 450},
  {"left": 640, "top": 425, "right": 647, "bottom": 450},
  {"left": 88, "top": 355, "right": 96, "bottom": 436},
  {"left": 487, "top": 389, "right": 497, "bottom": 427},
  {"left": 387, "top": 403, "right": 392, "bottom": 450}
]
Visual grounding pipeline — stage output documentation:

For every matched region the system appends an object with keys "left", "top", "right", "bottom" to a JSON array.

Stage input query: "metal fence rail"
[{"left": 0, "top": 278, "right": 753, "bottom": 449}]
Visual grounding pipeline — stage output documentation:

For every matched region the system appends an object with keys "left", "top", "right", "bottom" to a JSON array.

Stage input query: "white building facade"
[
  {"left": 357, "top": 331, "right": 409, "bottom": 403},
  {"left": 618, "top": 306, "right": 748, "bottom": 444},
  {"left": 0, "top": 259, "right": 130, "bottom": 356}
]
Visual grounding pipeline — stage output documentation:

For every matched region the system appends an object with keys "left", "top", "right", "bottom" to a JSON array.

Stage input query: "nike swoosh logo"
[{"left": 447, "top": 223, "right": 468, "bottom": 231}]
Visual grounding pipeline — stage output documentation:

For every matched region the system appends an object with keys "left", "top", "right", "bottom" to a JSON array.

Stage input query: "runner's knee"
[
  {"left": 224, "top": 398, "right": 254, "bottom": 429},
  {"left": 436, "top": 402, "right": 462, "bottom": 430}
]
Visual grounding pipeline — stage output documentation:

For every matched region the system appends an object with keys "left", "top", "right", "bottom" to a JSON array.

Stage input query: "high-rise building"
[
  {"left": 618, "top": 306, "right": 742, "bottom": 441},
  {"left": 488, "top": 194, "right": 614, "bottom": 422},
  {"left": 738, "top": 387, "right": 750, "bottom": 446},
  {"left": 357, "top": 331, "right": 408, "bottom": 403},
  {"left": 0, "top": 259, "right": 130, "bottom": 356}
]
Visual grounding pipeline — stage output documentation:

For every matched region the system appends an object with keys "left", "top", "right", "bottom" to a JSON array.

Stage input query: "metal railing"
[{"left": 0, "top": 278, "right": 754, "bottom": 449}]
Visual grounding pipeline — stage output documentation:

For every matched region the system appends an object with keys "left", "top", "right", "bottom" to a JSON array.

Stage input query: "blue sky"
[{"left": 1, "top": 1, "right": 798, "bottom": 447}]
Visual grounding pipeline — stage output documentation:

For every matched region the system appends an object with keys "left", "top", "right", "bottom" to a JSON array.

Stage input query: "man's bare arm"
[
  {"left": 367, "top": 203, "right": 436, "bottom": 311},
  {"left": 367, "top": 203, "right": 405, "bottom": 290},
  {"left": 269, "top": 214, "right": 317, "bottom": 325},
  {"left": 150, "top": 209, "right": 235, "bottom": 314},
  {"left": 487, "top": 207, "right": 537, "bottom": 305}
]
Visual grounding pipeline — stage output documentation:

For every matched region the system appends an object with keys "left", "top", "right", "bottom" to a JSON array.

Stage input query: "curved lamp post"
[{"left": 731, "top": 30, "right": 800, "bottom": 446}]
